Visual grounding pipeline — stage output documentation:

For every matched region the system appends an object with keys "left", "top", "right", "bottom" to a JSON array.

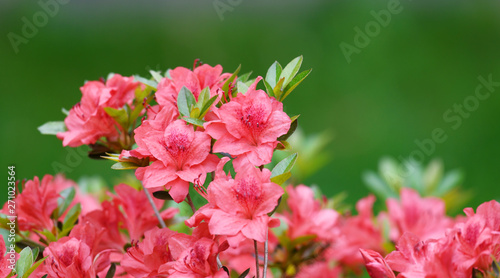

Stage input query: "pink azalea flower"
[
  {"left": 295, "top": 261, "right": 342, "bottom": 278},
  {"left": 385, "top": 232, "right": 465, "bottom": 278},
  {"left": 135, "top": 119, "right": 219, "bottom": 202},
  {"left": 156, "top": 64, "right": 230, "bottom": 107},
  {"left": 73, "top": 184, "right": 178, "bottom": 255},
  {"left": 386, "top": 188, "right": 454, "bottom": 241},
  {"left": 58, "top": 74, "right": 141, "bottom": 147},
  {"left": 204, "top": 77, "right": 291, "bottom": 168},
  {"left": 42, "top": 237, "right": 110, "bottom": 278},
  {"left": 360, "top": 249, "right": 395, "bottom": 278},
  {"left": 121, "top": 227, "right": 176, "bottom": 277},
  {"left": 281, "top": 185, "right": 339, "bottom": 241},
  {"left": 160, "top": 235, "right": 228, "bottom": 277},
  {"left": 453, "top": 200, "right": 500, "bottom": 273},
  {"left": 125, "top": 105, "right": 178, "bottom": 160},
  {"left": 6, "top": 174, "right": 96, "bottom": 233},
  {"left": 327, "top": 195, "right": 384, "bottom": 269},
  {"left": 0, "top": 235, "right": 15, "bottom": 277},
  {"left": 187, "top": 158, "right": 283, "bottom": 246}
]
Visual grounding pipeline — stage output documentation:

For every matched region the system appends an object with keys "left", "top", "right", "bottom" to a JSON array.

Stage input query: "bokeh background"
[{"left": 2, "top": 0, "right": 500, "bottom": 210}]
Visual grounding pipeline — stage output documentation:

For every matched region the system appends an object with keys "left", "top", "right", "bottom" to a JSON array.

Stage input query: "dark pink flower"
[
  {"left": 58, "top": 74, "right": 140, "bottom": 147},
  {"left": 156, "top": 64, "right": 230, "bottom": 107},
  {"left": 204, "top": 78, "right": 291, "bottom": 168},
  {"left": 187, "top": 158, "right": 283, "bottom": 246}
]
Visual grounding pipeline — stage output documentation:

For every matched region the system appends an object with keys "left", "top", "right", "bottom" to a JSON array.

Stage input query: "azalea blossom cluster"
[{"left": 3, "top": 58, "right": 499, "bottom": 278}]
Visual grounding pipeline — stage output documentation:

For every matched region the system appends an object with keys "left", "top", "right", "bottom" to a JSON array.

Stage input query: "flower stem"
[
  {"left": 254, "top": 240, "right": 261, "bottom": 278},
  {"left": 263, "top": 229, "right": 269, "bottom": 278},
  {"left": 142, "top": 184, "right": 166, "bottom": 228},
  {"left": 186, "top": 193, "right": 197, "bottom": 213}
]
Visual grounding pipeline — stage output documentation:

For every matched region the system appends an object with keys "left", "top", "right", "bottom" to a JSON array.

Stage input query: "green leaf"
[
  {"left": 237, "top": 81, "right": 249, "bottom": 94},
  {"left": 265, "top": 61, "right": 282, "bottom": 88},
  {"left": 237, "top": 71, "right": 252, "bottom": 83},
  {"left": 31, "top": 247, "right": 39, "bottom": 261},
  {"left": 61, "top": 108, "right": 70, "bottom": 116},
  {"left": 104, "top": 107, "right": 129, "bottom": 130},
  {"left": 198, "top": 87, "right": 210, "bottom": 105},
  {"left": 106, "top": 263, "right": 117, "bottom": 278},
  {"left": 133, "top": 75, "right": 157, "bottom": 89},
  {"left": 149, "top": 70, "right": 163, "bottom": 83},
  {"left": 62, "top": 203, "right": 81, "bottom": 231},
  {"left": 271, "top": 153, "right": 298, "bottom": 178},
  {"left": 55, "top": 187, "right": 76, "bottom": 218},
  {"left": 183, "top": 117, "right": 205, "bottom": 127},
  {"left": 278, "top": 115, "right": 299, "bottom": 141},
  {"left": 290, "top": 234, "right": 316, "bottom": 246},
  {"left": 434, "top": 169, "right": 463, "bottom": 196},
  {"left": 199, "top": 96, "right": 218, "bottom": 118},
  {"left": 238, "top": 268, "right": 251, "bottom": 278},
  {"left": 270, "top": 172, "right": 292, "bottom": 185},
  {"left": 273, "top": 77, "right": 285, "bottom": 100},
  {"left": 279, "top": 56, "right": 303, "bottom": 88},
  {"left": 38, "top": 121, "right": 66, "bottom": 135},
  {"left": 22, "top": 257, "right": 47, "bottom": 278},
  {"left": 15, "top": 247, "right": 33, "bottom": 278},
  {"left": 177, "top": 86, "right": 196, "bottom": 117},
  {"left": 281, "top": 68, "right": 311, "bottom": 101},
  {"left": 263, "top": 79, "right": 275, "bottom": 97},
  {"left": 111, "top": 162, "right": 140, "bottom": 170},
  {"left": 190, "top": 107, "right": 201, "bottom": 119},
  {"left": 362, "top": 171, "right": 398, "bottom": 199},
  {"left": 221, "top": 65, "right": 241, "bottom": 99},
  {"left": 34, "top": 229, "right": 57, "bottom": 243}
]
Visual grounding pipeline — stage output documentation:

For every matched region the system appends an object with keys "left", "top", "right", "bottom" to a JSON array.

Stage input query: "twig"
[
  {"left": 263, "top": 229, "right": 269, "bottom": 278},
  {"left": 186, "top": 193, "right": 197, "bottom": 213},
  {"left": 254, "top": 240, "right": 261, "bottom": 278},
  {"left": 142, "top": 184, "right": 166, "bottom": 228}
]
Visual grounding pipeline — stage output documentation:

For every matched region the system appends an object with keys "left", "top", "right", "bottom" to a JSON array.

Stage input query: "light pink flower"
[
  {"left": 135, "top": 119, "right": 219, "bottom": 202},
  {"left": 0, "top": 235, "right": 15, "bottom": 277},
  {"left": 204, "top": 77, "right": 291, "bottom": 168},
  {"left": 42, "top": 237, "right": 110, "bottom": 278},
  {"left": 296, "top": 261, "right": 342, "bottom": 278},
  {"left": 386, "top": 188, "right": 454, "bottom": 241},
  {"left": 58, "top": 74, "right": 140, "bottom": 147},
  {"left": 281, "top": 185, "right": 339, "bottom": 241},
  {"left": 327, "top": 195, "right": 384, "bottom": 269},
  {"left": 360, "top": 249, "right": 395, "bottom": 278},
  {"left": 156, "top": 64, "right": 230, "bottom": 107},
  {"left": 187, "top": 158, "right": 283, "bottom": 246}
]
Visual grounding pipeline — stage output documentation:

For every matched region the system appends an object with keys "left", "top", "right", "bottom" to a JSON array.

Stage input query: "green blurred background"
[{"left": 1, "top": 0, "right": 500, "bottom": 209}]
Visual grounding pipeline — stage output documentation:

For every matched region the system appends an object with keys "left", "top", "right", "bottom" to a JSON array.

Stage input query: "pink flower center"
[
  {"left": 233, "top": 177, "right": 262, "bottom": 217},
  {"left": 165, "top": 130, "right": 190, "bottom": 169},
  {"left": 240, "top": 105, "right": 267, "bottom": 144}
]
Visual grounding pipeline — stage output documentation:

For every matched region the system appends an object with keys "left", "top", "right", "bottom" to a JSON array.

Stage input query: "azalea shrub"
[{"left": 2, "top": 57, "right": 500, "bottom": 278}]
